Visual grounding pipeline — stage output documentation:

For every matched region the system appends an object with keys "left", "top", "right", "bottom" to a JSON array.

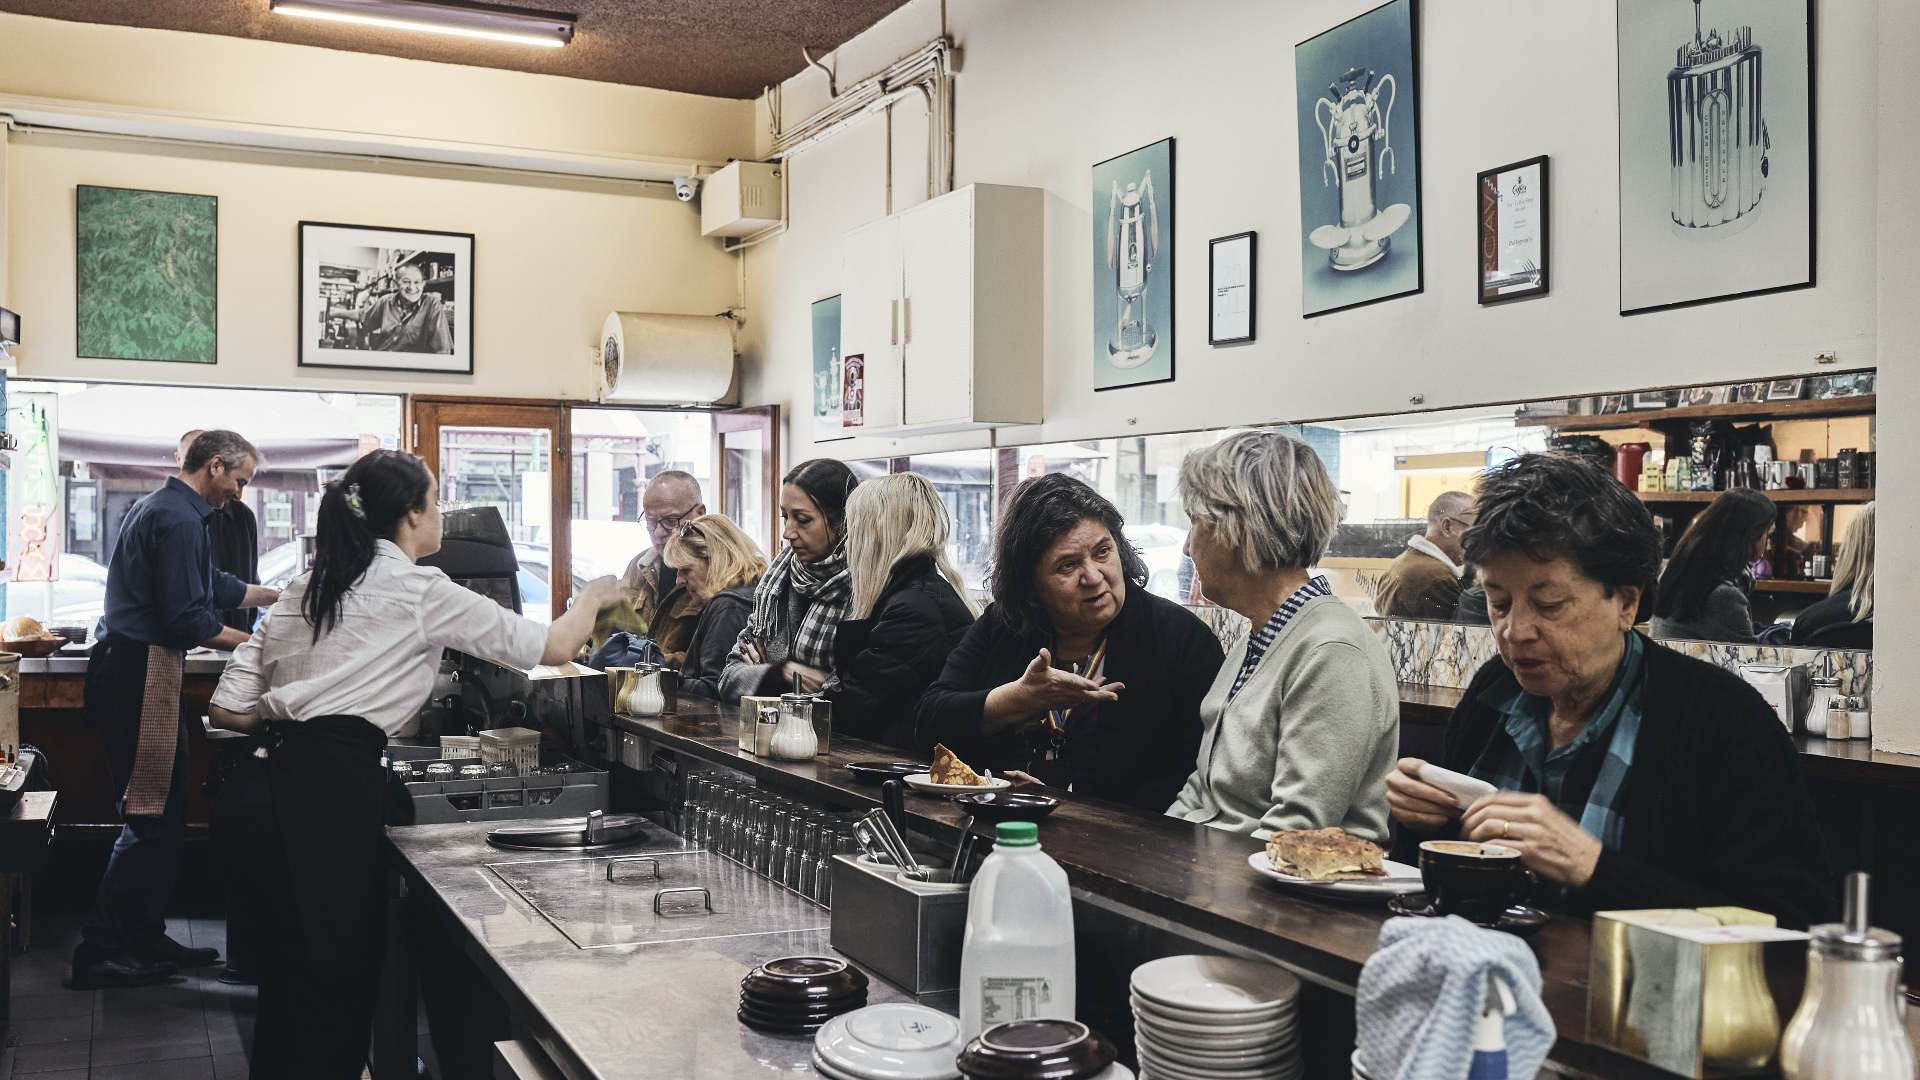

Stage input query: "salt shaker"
[
  {"left": 1847, "top": 696, "right": 1872, "bottom": 741},
  {"left": 1780, "top": 873, "right": 1917, "bottom": 1079},
  {"left": 1825, "top": 697, "right": 1850, "bottom": 741}
]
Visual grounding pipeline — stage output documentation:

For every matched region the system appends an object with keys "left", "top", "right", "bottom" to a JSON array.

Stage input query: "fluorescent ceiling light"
[{"left": 271, "top": 0, "right": 575, "bottom": 49}]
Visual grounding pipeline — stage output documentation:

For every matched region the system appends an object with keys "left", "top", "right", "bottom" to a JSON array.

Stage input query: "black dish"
[
  {"left": 1388, "top": 891, "right": 1550, "bottom": 937},
  {"left": 951, "top": 790, "right": 1060, "bottom": 822},
  {"left": 737, "top": 996, "right": 865, "bottom": 1023},
  {"left": 736, "top": 1007, "right": 829, "bottom": 1036},
  {"left": 958, "top": 1018, "right": 1115, "bottom": 1080},
  {"left": 741, "top": 956, "right": 869, "bottom": 1003},
  {"left": 846, "top": 761, "right": 923, "bottom": 785}
]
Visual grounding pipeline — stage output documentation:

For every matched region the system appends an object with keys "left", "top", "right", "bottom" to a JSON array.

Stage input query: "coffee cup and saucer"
[{"left": 1386, "top": 840, "right": 1549, "bottom": 937}]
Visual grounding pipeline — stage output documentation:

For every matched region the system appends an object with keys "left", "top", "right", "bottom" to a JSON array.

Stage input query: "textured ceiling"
[{"left": 0, "top": 0, "right": 911, "bottom": 99}]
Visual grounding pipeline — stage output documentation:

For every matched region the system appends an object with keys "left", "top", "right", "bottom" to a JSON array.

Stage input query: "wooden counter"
[{"left": 612, "top": 703, "right": 1917, "bottom": 1080}]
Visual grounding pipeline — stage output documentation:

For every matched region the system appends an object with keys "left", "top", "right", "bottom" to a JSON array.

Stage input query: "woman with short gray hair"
[{"left": 1166, "top": 430, "right": 1400, "bottom": 841}]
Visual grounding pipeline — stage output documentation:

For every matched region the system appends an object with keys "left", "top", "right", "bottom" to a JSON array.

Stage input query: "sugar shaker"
[{"left": 1780, "top": 873, "right": 1917, "bottom": 1079}]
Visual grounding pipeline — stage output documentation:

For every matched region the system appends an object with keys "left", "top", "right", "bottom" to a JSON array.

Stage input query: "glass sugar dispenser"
[
  {"left": 768, "top": 693, "right": 820, "bottom": 761},
  {"left": 1780, "top": 872, "right": 1917, "bottom": 1079}
]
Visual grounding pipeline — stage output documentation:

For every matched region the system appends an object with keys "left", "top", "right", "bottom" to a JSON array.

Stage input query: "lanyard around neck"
[{"left": 1044, "top": 636, "right": 1110, "bottom": 738}]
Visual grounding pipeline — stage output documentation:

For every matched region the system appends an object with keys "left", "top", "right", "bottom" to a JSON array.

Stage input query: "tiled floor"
[{"left": 1, "top": 917, "right": 252, "bottom": 1080}]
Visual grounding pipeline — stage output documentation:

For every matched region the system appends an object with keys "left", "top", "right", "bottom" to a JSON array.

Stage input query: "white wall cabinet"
[{"left": 839, "top": 183, "right": 1043, "bottom": 436}]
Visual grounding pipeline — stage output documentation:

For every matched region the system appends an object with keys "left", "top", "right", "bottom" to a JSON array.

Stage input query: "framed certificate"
[
  {"left": 1208, "top": 231, "right": 1256, "bottom": 344},
  {"left": 1476, "top": 156, "right": 1549, "bottom": 305}
]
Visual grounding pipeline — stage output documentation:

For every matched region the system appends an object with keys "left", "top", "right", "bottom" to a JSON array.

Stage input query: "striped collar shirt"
[{"left": 1226, "top": 576, "right": 1333, "bottom": 705}]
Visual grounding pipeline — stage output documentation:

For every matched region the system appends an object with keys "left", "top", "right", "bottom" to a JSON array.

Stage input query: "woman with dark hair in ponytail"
[{"left": 207, "top": 450, "right": 622, "bottom": 1080}]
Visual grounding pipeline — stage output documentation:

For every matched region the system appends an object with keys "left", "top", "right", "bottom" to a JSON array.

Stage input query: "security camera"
[{"left": 674, "top": 176, "right": 699, "bottom": 202}]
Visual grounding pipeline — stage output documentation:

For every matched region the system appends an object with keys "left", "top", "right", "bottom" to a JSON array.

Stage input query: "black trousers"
[
  {"left": 79, "top": 640, "right": 189, "bottom": 959},
  {"left": 249, "top": 716, "right": 395, "bottom": 1080},
  {"left": 209, "top": 740, "right": 274, "bottom": 975}
]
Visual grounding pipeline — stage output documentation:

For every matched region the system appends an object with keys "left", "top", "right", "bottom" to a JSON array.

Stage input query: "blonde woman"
[
  {"left": 829, "top": 473, "right": 980, "bottom": 750},
  {"left": 663, "top": 514, "right": 770, "bottom": 700},
  {"left": 1792, "top": 502, "right": 1874, "bottom": 648}
]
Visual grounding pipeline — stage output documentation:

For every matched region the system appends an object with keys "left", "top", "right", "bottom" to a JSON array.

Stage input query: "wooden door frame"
[
  {"left": 409, "top": 396, "right": 572, "bottom": 619},
  {"left": 714, "top": 405, "right": 781, "bottom": 555}
]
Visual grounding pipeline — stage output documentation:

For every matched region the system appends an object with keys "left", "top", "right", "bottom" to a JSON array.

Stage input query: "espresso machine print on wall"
[
  {"left": 1310, "top": 67, "right": 1411, "bottom": 272},
  {"left": 1667, "top": 0, "right": 1768, "bottom": 231},
  {"left": 1104, "top": 170, "right": 1160, "bottom": 369}
]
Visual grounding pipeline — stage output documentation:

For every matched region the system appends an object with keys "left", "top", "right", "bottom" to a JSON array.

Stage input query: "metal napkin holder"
[{"left": 829, "top": 853, "right": 968, "bottom": 994}]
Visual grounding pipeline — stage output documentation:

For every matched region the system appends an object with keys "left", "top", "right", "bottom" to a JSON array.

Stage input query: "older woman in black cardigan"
[
  {"left": 914, "top": 474, "right": 1223, "bottom": 813},
  {"left": 1386, "top": 453, "right": 1832, "bottom": 928}
]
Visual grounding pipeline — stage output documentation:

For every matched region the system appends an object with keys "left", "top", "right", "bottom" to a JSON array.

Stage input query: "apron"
[
  {"left": 124, "top": 644, "right": 185, "bottom": 816},
  {"left": 249, "top": 714, "right": 406, "bottom": 1080}
]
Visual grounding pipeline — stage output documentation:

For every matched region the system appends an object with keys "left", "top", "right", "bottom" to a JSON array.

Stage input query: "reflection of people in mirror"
[
  {"left": 358, "top": 265, "right": 452, "bottom": 353},
  {"left": 1374, "top": 491, "right": 1474, "bottom": 620}
]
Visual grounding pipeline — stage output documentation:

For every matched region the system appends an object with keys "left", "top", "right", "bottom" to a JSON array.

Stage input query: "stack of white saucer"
[{"left": 1129, "top": 956, "right": 1303, "bottom": 1080}]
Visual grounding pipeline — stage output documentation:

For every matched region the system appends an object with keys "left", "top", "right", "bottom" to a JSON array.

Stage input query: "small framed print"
[
  {"left": 1633, "top": 390, "right": 1675, "bottom": 409},
  {"left": 1683, "top": 385, "right": 1726, "bottom": 406},
  {"left": 1477, "top": 156, "right": 1549, "bottom": 304},
  {"left": 1766, "top": 378, "right": 1807, "bottom": 401},
  {"left": 1733, "top": 381, "right": 1768, "bottom": 403},
  {"left": 299, "top": 220, "right": 473, "bottom": 374},
  {"left": 1208, "top": 232, "right": 1256, "bottom": 345}
]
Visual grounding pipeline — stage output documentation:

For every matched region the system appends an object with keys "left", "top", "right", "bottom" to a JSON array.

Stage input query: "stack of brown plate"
[
  {"left": 958, "top": 1019, "right": 1133, "bottom": 1080},
  {"left": 738, "top": 956, "right": 870, "bottom": 1035}
]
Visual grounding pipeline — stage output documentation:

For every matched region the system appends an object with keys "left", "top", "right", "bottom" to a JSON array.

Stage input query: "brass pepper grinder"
[{"left": 1780, "top": 873, "right": 1917, "bottom": 1078}]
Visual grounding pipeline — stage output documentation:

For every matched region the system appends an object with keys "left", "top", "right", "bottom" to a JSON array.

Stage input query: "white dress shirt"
[{"left": 211, "top": 540, "right": 547, "bottom": 736}]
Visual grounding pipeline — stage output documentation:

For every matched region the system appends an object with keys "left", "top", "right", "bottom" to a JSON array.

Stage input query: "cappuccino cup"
[{"left": 1418, "top": 840, "right": 1530, "bottom": 922}]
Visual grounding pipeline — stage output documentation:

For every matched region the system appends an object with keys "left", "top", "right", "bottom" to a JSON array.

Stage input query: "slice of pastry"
[
  {"left": 929, "top": 743, "right": 985, "bottom": 786},
  {"left": 1266, "top": 827, "right": 1386, "bottom": 882}
]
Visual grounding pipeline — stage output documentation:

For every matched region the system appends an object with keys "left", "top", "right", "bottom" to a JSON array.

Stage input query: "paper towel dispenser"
[{"left": 596, "top": 312, "right": 735, "bottom": 405}]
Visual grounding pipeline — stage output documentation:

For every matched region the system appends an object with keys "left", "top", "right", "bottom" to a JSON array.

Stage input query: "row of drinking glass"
[{"left": 680, "top": 773, "right": 857, "bottom": 907}]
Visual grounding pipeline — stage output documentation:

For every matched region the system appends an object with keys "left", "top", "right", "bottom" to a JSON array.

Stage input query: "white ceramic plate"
[
  {"left": 813, "top": 1003, "right": 964, "bottom": 1080},
  {"left": 1137, "top": 1026, "right": 1292, "bottom": 1054},
  {"left": 1137, "top": 1044, "right": 1300, "bottom": 1080},
  {"left": 1130, "top": 993, "right": 1295, "bottom": 1032},
  {"left": 1130, "top": 955, "right": 1302, "bottom": 1015},
  {"left": 1137, "top": 1033, "right": 1297, "bottom": 1068},
  {"left": 1135, "top": 1016, "right": 1297, "bottom": 1052},
  {"left": 1245, "top": 850, "right": 1423, "bottom": 899},
  {"left": 902, "top": 773, "right": 1012, "bottom": 796}
]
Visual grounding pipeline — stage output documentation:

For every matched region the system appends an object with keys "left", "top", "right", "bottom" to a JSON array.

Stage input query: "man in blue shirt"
[{"left": 74, "top": 430, "right": 279, "bottom": 990}]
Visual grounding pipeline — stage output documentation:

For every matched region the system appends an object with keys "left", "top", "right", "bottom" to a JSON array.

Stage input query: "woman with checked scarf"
[{"left": 719, "top": 458, "right": 861, "bottom": 701}]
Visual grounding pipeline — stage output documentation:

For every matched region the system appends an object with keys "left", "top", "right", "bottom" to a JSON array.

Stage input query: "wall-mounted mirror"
[{"left": 851, "top": 368, "right": 1875, "bottom": 650}]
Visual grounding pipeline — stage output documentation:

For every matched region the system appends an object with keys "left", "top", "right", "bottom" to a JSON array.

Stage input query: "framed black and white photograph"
[
  {"left": 1477, "top": 156, "right": 1548, "bottom": 305},
  {"left": 1295, "top": 0, "right": 1422, "bottom": 318},
  {"left": 299, "top": 221, "right": 473, "bottom": 374},
  {"left": 1633, "top": 390, "right": 1674, "bottom": 409},
  {"left": 1732, "top": 381, "right": 1768, "bottom": 404},
  {"left": 1209, "top": 232, "right": 1256, "bottom": 345},
  {"left": 1766, "top": 378, "right": 1807, "bottom": 402},
  {"left": 1683, "top": 385, "right": 1727, "bottom": 407},
  {"left": 1617, "top": 0, "right": 1814, "bottom": 315}
]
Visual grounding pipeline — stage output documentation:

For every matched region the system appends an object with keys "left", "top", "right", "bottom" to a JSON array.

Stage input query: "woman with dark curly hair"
[
  {"left": 1385, "top": 453, "right": 1831, "bottom": 927},
  {"left": 914, "top": 473, "right": 1223, "bottom": 811},
  {"left": 1650, "top": 488, "right": 1776, "bottom": 643}
]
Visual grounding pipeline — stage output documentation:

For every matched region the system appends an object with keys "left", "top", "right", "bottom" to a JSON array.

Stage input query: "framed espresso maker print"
[
  {"left": 1477, "top": 156, "right": 1549, "bottom": 304},
  {"left": 1616, "top": 0, "right": 1814, "bottom": 315}
]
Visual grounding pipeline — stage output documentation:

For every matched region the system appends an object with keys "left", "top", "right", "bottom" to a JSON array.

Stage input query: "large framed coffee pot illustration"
[
  {"left": 1617, "top": 0, "right": 1813, "bottom": 314},
  {"left": 1091, "top": 137, "right": 1175, "bottom": 391},
  {"left": 1294, "top": 0, "right": 1423, "bottom": 318}
]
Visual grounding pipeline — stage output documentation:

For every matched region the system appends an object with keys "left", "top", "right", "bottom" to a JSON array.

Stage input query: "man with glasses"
[
  {"left": 604, "top": 470, "right": 709, "bottom": 665},
  {"left": 1374, "top": 491, "right": 1476, "bottom": 621}
]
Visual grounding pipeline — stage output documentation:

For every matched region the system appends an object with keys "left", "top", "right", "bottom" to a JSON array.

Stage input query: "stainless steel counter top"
[
  {"left": 19, "top": 650, "right": 230, "bottom": 676},
  {"left": 387, "top": 819, "right": 941, "bottom": 1080}
]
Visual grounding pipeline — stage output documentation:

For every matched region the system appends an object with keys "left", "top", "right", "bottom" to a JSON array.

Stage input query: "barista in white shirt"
[{"left": 209, "top": 449, "right": 621, "bottom": 1080}]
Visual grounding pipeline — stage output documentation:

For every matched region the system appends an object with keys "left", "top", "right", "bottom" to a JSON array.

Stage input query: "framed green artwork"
[{"left": 75, "top": 185, "right": 218, "bottom": 364}]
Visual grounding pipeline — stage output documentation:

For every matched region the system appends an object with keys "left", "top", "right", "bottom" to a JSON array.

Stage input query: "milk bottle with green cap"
[{"left": 959, "top": 820, "right": 1076, "bottom": 1040}]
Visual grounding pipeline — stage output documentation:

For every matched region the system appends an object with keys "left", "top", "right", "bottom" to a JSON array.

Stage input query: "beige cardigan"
[{"left": 1165, "top": 595, "right": 1400, "bottom": 842}]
